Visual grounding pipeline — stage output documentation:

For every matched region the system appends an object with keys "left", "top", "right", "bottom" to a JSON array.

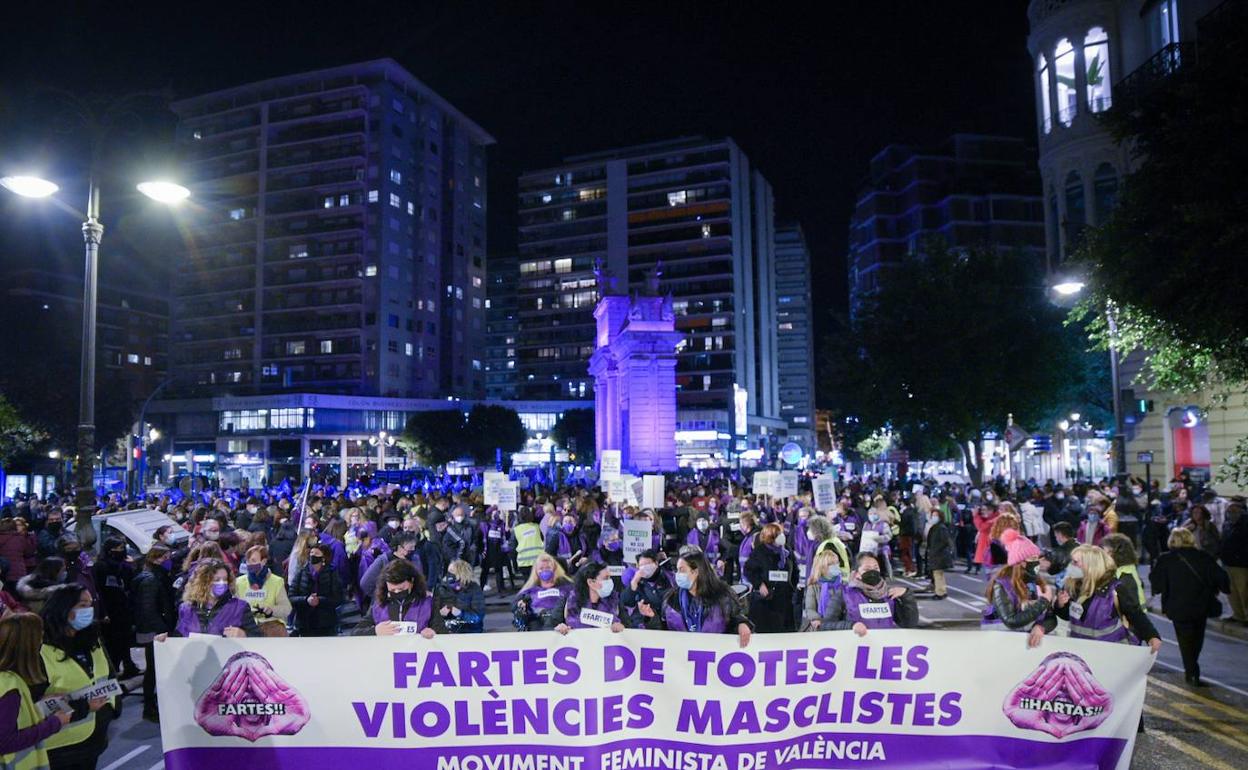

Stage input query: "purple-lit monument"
[{"left": 589, "top": 264, "right": 683, "bottom": 473}]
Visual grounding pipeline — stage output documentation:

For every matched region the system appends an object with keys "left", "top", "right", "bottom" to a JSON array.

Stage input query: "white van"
[{"left": 90, "top": 509, "right": 190, "bottom": 556}]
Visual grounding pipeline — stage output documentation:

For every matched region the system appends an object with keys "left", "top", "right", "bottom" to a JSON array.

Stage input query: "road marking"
[
  {"left": 896, "top": 578, "right": 984, "bottom": 616},
  {"left": 1140, "top": 704, "right": 1240, "bottom": 770},
  {"left": 146, "top": 761, "right": 164, "bottom": 770},
  {"left": 100, "top": 746, "right": 149, "bottom": 770},
  {"left": 1171, "top": 702, "right": 1248, "bottom": 751},
  {"left": 1148, "top": 670, "right": 1248, "bottom": 710}
]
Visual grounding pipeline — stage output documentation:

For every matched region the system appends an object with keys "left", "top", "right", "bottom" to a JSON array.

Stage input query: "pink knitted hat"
[{"left": 1001, "top": 529, "right": 1042, "bottom": 566}]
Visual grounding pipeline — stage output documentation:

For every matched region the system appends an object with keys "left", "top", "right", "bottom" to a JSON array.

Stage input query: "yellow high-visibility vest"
[{"left": 38, "top": 643, "right": 113, "bottom": 751}]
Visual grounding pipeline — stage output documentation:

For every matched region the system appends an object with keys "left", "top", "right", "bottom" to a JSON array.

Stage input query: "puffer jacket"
[
  {"left": 131, "top": 565, "right": 177, "bottom": 635},
  {"left": 15, "top": 575, "right": 70, "bottom": 616},
  {"left": 0, "top": 531, "right": 36, "bottom": 580}
]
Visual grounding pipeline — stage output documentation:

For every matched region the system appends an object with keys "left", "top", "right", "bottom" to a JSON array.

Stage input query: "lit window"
[
  {"left": 368, "top": 190, "right": 379, "bottom": 203},
  {"left": 144, "top": 356, "right": 152, "bottom": 366},
  {"left": 474, "top": 176, "right": 481, "bottom": 188},
  {"left": 323, "top": 196, "right": 335, "bottom": 209},
  {"left": 407, "top": 201, "right": 415, "bottom": 215},
  {"left": 455, "top": 287, "right": 463, "bottom": 300},
  {"left": 289, "top": 244, "right": 308, "bottom": 259},
  {"left": 703, "top": 375, "right": 712, "bottom": 391},
  {"left": 561, "top": 209, "right": 575, "bottom": 221},
  {"left": 541, "top": 193, "right": 553, "bottom": 204},
  {"left": 365, "top": 265, "right": 378, "bottom": 277},
  {"left": 228, "top": 208, "right": 245, "bottom": 221},
  {"left": 1054, "top": 38, "right": 1076, "bottom": 126},
  {"left": 1084, "top": 28, "right": 1112, "bottom": 112},
  {"left": 1037, "top": 54, "right": 1052, "bottom": 134},
  {"left": 286, "top": 341, "right": 306, "bottom": 355},
  {"left": 472, "top": 359, "right": 481, "bottom": 370},
  {"left": 192, "top": 129, "right": 202, "bottom": 140},
  {"left": 701, "top": 224, "right": 712, "bottom": 239},
  {"left": 320, "top": 340, "right": 333, "bottom": 354},
  {"left": 389, "top": 193, "right": 401, "bottom": 208},
  {"left": 127, "top": 353, "right": 139, "bottom": 364},
  {"left": 779, "top": 322, "right": 794, "bottom": 330},
  {"left": 390, "top": 170, "right": 402, "bottom": 184},
  {"left": 507, "top": 361, "right": 515, "bottom": 369},
  {"left": 472, "top": 297, "right": 481, "bottom": 308},
  {"left": 554, "top": 258, "right": 572, "bottom": 274},
  {"left": 472, "top": 276, "right": 482, "bottom": 287},
  {"left": 405, "top": 343, "right": 414, "bottom": 356},
  {"left": 667, "top": 190, "right": 687, "bottom": 207}
]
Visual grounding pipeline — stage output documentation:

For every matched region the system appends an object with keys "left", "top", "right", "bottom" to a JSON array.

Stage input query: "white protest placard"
[
  {"left": 812, "top": 475, "right": 838, "bottom": 511},
  {"left": 599, "top": 450, "right": 622, "bottom": 481},
  {"left": 483, "top": 472, "right": 506, "bottom": 505},
  {"left": 777, "top": 471, "right": 799, "bottom": 498},
  {"left": 392, "top": 622, "right": 426, "bottom": 636},
  {"left": 496, "top": 481, "right": 519, "bottom": 513},
  {"left": 753, "top": 471, "right": 777, "bottom": 496},
  {"left": 622, "top": 519, "right": 652, "bottom": 564},
  {"left": 605, "top": 477, "right": 627, "bottom": 502},
  {"left": 642, "top": 475, "right": 665, "bottom": 509},
  {"left": 628, "top": 477, "right": 644, "bottom": 508},
  {"left": 578, "top": 608, "right": 615, "bottom": 628},
  {"left": 37, "top": 678, "right": 123, "bottom": 717}
]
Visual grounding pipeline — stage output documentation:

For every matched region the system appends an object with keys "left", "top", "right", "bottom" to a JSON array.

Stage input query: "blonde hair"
[
  {"left": 520, "top": 552, "right": 569, "bottom": 591},
  {"left": 1070, "top": 545, "right": 1117, "bottom": 603},
  {"left": 997, "top": 501, "right": 1020, "bottom": 518},
  {"left": 446, "top": 559, "right": 474, "bottom": 584},
  {"left": 807, "top": 548, "right": 842, "bottom": 588},
  {"left": 1168, "top": 527, "right": 1196, "bottom": 550},
  {"left": 292, "top": 531, "right": 319, "bottom": 564},
  {"left": 183, "top": 559, "right": 234, "bottom": 607}
]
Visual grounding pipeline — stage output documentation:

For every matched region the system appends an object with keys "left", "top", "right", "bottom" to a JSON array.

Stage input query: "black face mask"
[
  {"left": 309, "top": 556, "right": 324, "bottom": 566},
  {"left": 860, "top": 569, "right": 883, "bottom": 586},
  {"left": 47, "top": 523, "right": 62, "bottom": 534},
  {"left": 390, "top": 590, "right": 410, "bottom": 603},
  {"left": 1023, "top": 563, "right": 1039, "bottom": 581}
]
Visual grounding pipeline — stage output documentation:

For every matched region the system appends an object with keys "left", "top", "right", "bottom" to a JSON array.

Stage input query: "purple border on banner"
[{"left": 164, "top": 732, "right": 1130, "bottom": 770}]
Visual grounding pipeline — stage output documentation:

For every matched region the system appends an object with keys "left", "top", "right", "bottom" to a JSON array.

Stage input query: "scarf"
[
  {"left": 848, "top": 575, "right": 890, "bottom": 601},
  {"left": 817, "top": 578, "right": 841, "bottom": 617},
  {"left": 678, "top": 588, "right": 704, "bottom": 632}
]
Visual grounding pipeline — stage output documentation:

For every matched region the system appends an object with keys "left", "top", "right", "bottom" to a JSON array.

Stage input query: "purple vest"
[
  {"left": 662, "top": 591, "right": 729, "bottom": 634},
  {"left": 563, "top": 589, "right": 620, "bottom": 629},
  {"left": 1069, "top": 581, "right": 1133, "bottom": 644},
  {"left": 687, "top": 528, "right": 720, "bottom": 559},
  {"left": 842, "top": 586, "right": 897, "bottom": 629},
  {"left": 177, "top": 598, "right": 250, "bottom": 636},
  {"left": 371, "top": 594, "right": 433, "bottom": 631},
  {"left": 520, "top": 583, "right": 572, "bottom": 614}
]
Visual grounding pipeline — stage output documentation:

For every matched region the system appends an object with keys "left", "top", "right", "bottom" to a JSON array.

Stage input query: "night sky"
[{"left": 2, "top": 0, "right": 1036, "bottom": 332}]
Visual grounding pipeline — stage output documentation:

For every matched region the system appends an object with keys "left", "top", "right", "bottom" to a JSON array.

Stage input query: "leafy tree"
[
  {"left": 464, "top": 404, "right": 528, "bottom": 465},
  {"left": 400, "top": 410, "right": 469, "bottom": 468},
  {"left": 550, "top": 408, "right": 596, "bottom": 464},
  {"left": 0, "top": 395, "right": 46, "bottom": 465},
  {"left": 821, "top": 243, "right": 1092, "bottom": 484},
  {"left": 854, "top": 429, "right": 893, "bottom": 461},
  {"left": 1068, "top": 9, "right": 1248, "bottom": 487}
]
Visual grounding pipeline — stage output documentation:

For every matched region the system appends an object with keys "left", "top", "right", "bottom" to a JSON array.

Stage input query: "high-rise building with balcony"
[
  {"left": 484, "top": 253, "right": 520, "bottom": 400},
  {"left": 169, "top": 59, "right": 493, "bottom": 400},
  {"left": 847, "top": 134, "right": 1045, "bottom": 317},
  {"left": 773, "top": 225, "right": 816, "bottom": 451},
  {"left": 515, "top": 138, "right": 780, "bottom": 460}
]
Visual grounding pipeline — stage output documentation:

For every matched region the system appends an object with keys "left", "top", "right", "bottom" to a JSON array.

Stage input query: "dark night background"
[{"left": 1, "top": 0, "right": 1036, "bottom": 338}]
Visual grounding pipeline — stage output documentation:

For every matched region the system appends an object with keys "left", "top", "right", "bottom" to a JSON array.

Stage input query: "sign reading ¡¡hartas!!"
[{"left": 155, "top": 629, "right": 1149, "bottom": 770}]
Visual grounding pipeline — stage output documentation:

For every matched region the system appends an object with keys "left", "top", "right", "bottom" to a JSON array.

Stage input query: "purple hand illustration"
[
  {"left": 1003, "top": 652, "right": 1112, "bottom": 738},
  {"left": 194, "top": 652, "right": 311, "bottom": 742}
]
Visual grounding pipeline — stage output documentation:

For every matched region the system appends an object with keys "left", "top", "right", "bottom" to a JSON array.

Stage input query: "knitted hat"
[{"left": 1001, "top": 529, "right": 1041, "bottom": 566}]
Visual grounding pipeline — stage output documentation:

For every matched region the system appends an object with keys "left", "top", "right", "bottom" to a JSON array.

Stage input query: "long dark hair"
[
  {"left": 574, "top": 560, "right": 608, "bottom": 606},
  {"left": 677, "top": 551, "right": 730, "bottom": 603},
  {"left": 40, "top": 584, "right": 99, "bottom": 659},
  {"left": 375, "top": 558, "right": 428, "bottom": 606}
]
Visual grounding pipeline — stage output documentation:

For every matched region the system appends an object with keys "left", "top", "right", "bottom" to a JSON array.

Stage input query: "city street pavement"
[{"left": 99, "top": 566, "right": 1248, "bottom": 769}]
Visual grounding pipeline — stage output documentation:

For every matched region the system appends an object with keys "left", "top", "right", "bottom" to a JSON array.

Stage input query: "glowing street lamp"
[
  {"left": 1051, "top": 281, "right": 1086, "bottom": 296},
  {"left": 136, "top": 180, "right": 190, "bottom": 204},
  {"left": 1, "top": 175, "right": 59, "bottom": 198}
]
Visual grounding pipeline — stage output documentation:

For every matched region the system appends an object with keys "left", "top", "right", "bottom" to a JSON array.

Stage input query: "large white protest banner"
[
  {"left": 813, "top": 475, "right": 838, "bottom": 511},
  {"left": 599, "top": 450, "right": 622, "bottom": 481},
  {"left": 621, "top": 519, "right": 652, "bottom": 564},
  {"left": 156, "top": 630, "right": 1149, "bottom": 770}
]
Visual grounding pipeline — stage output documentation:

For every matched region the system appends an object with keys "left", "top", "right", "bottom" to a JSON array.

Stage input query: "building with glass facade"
[
  {"left": 514, "top": 137, "right": 784, "bottom": 466},
  {"left": 773, "top": 225, "right": 816, "bottom": 451},
  {"left": 483, "top": 253, "right": 520, "bottom": 400},
  {"left": 168, "top": 59, "right": 492, "bottom": 401},
  {"left": 847, "top": 134, "right": 1046, "bottom": 317}
]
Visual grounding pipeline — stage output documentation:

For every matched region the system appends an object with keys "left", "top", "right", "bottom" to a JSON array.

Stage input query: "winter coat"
[
  {"left": 288, "top": 564, "right": 346, "bottom": 634},
  {"left": 91, "top": 554, "right": 135, "bottom": 626},
  {"left": 268, "top": 522, "right": 298, "bottom": 566},
  {"left": 973, "top": 509, "right": 999, "bottom": 565},
  {"left": 131, "top": 566, "right": 177, "bottom": 635},
  {"left": 744, "top": 543, "right": 796, "bottom": 632},
  {"left": 925, "top": 521, "right": 956, "bottom": 571},
  {"left": 15, "top": 576, "right": 70, "bottom": 616},
  {"left": 0, "top": 532, "right": 36, "bottom": 580},
  {"left": 801, "top": 578, "right": 852, "bottom": 631},
  {"left": 176, "top": 595, "right": 261, "bottom": 637},
  {"left": 433, "top": 581, "right": 486, "bottom": 633},
  {"left": 1221, "top": 515, "right": 1248, "bottom": 569},
  {"left": 1151, "top": 547, "right": 1229, "bottom": 623}
]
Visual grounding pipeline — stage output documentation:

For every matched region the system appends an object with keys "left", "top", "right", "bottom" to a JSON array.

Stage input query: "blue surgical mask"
[
  {"left": 821, "top": 566, "right": 842, "bottom": 583},
  {"left": 675, "top": 573, "right": 694, "bottom": 590},
  {"left": 70, "top": 607, "right": 94, "bottom": 631}
]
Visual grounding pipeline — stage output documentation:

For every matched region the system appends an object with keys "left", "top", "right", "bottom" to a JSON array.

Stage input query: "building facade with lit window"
[
  {"left": 1027, "top": 0, "right": 1244, "bottom": 492},
  {"left": 773, "top": 225, "right": 816, "bottom": 451},
  {"left": 847, "top": 134, "right": 1046, "bottom": 317},
  {"left": 146, "top": 393, "right": 584, "bottom": 488},
  {"left": 168, "top": 59, "right": 493, "bottom": 402},
  {"left": 483, "top": 253, "right": 520, "bottom": 399},
  {"left": 514, "top": 137, "right": 784, "bottom": 466}
]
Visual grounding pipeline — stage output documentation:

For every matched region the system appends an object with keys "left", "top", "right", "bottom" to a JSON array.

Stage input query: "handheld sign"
[
  {"left": 754, "top": 471, "right": 777, "bottom": 497},
  {"left": 777, "top": 471, "right": 799, "bottom": 498},
  {"left": 622, "top": 519, "right": 652, "bottom": 564},
  {"left": 599, "top": 450, "right": 622, "bottom": 481},
  {"left": 578, "top": 608, "right": 614, "bottom": 628},
  {"left": 37, "top": 678, "right": 123, "bottom": 717},
  {"left": 392, "top": 622, "right": 426, "bottom": 636},
  {"left": 642, "top": 475, "right": 665, "bottom": 509},
  {"left": 812, "top": 476, "right": 837, "bottom": 511},
  {"left": 496, "top": 482, "right": 519, "bottom": 513},
  {"left": 483, "top": 472, "right": 506, "bottom": 506},
  {"left": 628, "top": 477, "right": 644, "bottom": 508}
]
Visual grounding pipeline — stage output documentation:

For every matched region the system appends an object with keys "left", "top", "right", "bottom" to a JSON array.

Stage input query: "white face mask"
[
  {"left": 775, "top": 533, "right": 786, "bottom": 548},
  {"left": 696, "top": 520, "right": 709, "bottom": 532}
]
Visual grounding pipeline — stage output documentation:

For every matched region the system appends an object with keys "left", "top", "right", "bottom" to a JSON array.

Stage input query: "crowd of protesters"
[{"left": 0, "top": 467, "right": 1242, "bottom": 767}]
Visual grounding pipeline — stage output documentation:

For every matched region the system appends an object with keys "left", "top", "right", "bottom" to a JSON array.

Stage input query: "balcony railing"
[{"left": 1116, "top": 42, "right": 1193, "bottom": 97}]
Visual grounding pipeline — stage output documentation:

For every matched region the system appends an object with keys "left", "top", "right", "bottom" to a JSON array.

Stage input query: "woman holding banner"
[
  {"left": 434, "top": 560, "right": 485, "bottom": 634},
  {"left": 235, "top": 546, "right": 292, "bottom": 637},
  {"left": 0, "top": 613, "right": 69, "bottom": 769},
  {"left": 175, "top": 560, "right": 261, "bottom": 638},
  {"left": 981, "top": 530, "right": 1056, "bottom": 648},
  {"left": 512, "top": 553, "right": 574, "bottom": 631},
  {"left": 802, "top": 549, "right": 851, "bottom": 631},
  {"left": 353, "top": 559, "right": 440, "bottom": 638},
  {"left": 744, "top": 524, "right": 797, "bottom": 632},
  {"left": 1054, "top": 545, "right": 1161, "bottom": 652},
  {"left": 38, "top": 586, "right": 116, "bottom": 770},
  {"left": 288, "top": 542, "right": 346, "bottom": 637},
  {"left": 640, "top": 551, "right": 752, "bottom": 647},
  {"left": 555, "top": 561, "right": 625, "bottom": 633},
  {"left": 620, "top": 550, "right": 673, "bottom": 628},
  {"left": 842, "top": 552, "right": 917, "bottom": 635}
]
